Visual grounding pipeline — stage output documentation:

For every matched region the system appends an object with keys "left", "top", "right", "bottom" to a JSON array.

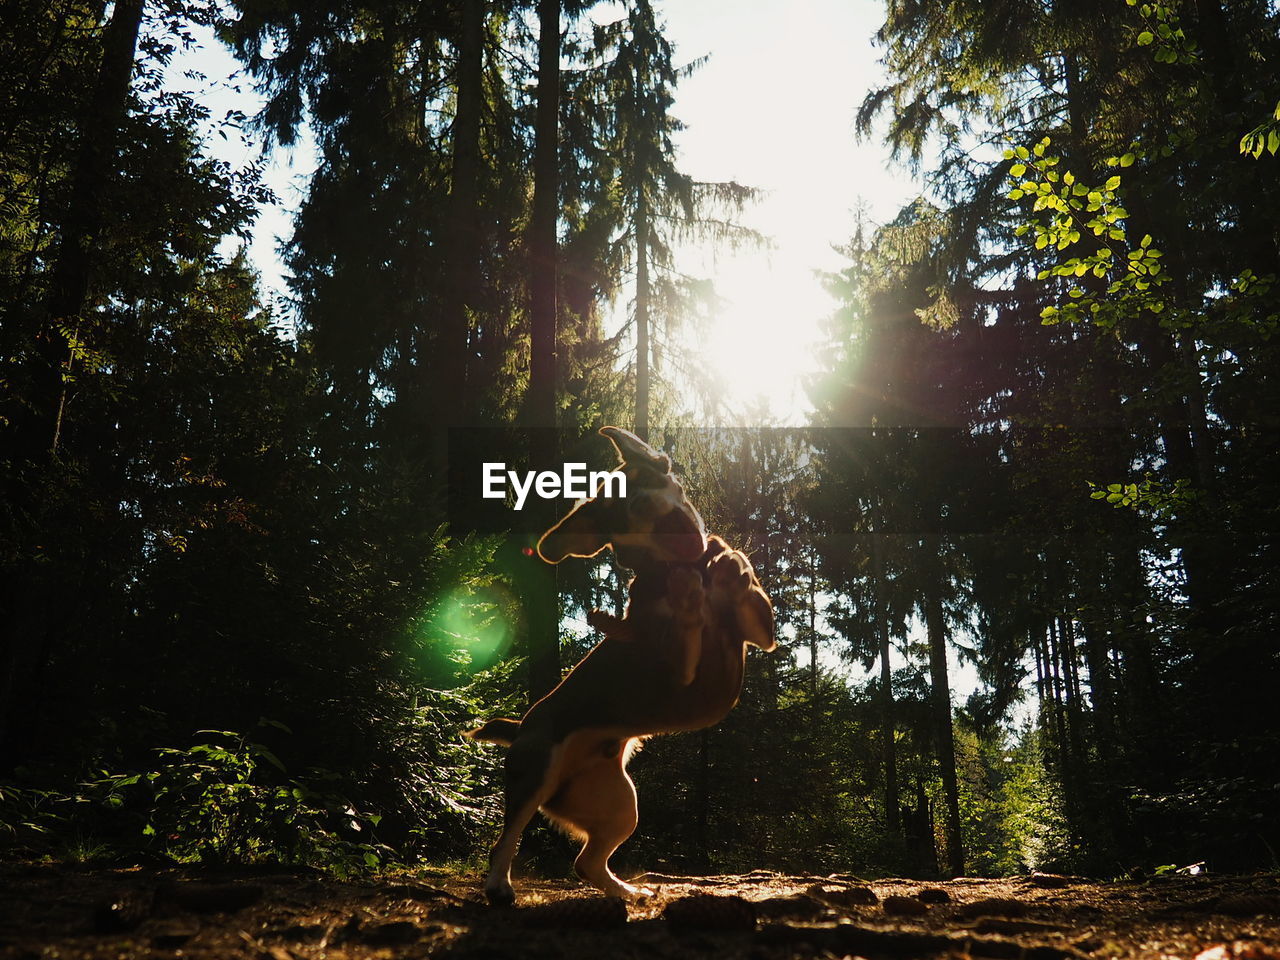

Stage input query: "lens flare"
[{"left": 417, "top": 586, "right": 514, "bottom": 675}]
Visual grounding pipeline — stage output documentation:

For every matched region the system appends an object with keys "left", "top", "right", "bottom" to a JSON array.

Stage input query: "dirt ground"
[{"left": 2, "top": 862, "right": 1279, "bottom": 960}]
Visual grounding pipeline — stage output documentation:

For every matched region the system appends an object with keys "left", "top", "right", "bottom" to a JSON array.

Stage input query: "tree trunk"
[
  {"left": 524, "top": 0, "right": 561, "bottom": 703},
  {"left": 872, "top": 534, "right": 899, "bottom": 838},
  {"left": 527, "top": 0, "right": 558, "bottom": 428},
  {"left": 432, "top": 0, "right": 485, "bottom": 495},
  {"left": 1081, "top": 618, "right": 1116, "bottom": 759},
  {"left": 923, "top": 565, "right": 963, "bottom": 877},
  {"left": 808, "top": 548, "right": 818, "bottom": 706},
  {"left": 634, "top": 200, "right": 651, "bottom": 440}
]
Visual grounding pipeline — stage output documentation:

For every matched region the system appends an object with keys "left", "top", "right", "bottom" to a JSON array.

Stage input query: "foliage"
[
  {"left": 94, "top": 725, "right": 390, "bottom": 871},
  {"left": 1, "top": 725, "right": 387, "bottom": 872},
  {"left": 1239, "top": 100, "right": 1280, "bottom": 158}
]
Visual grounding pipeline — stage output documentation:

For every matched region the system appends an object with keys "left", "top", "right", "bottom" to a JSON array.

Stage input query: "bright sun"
[{"left": 697, "top": 247, "right": 835, "bottom": 425}]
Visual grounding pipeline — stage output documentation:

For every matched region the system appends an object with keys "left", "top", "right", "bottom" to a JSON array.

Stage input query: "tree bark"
[
  {"left": 525, "top": 0, "right": 561, "bottom": 702},
  {"left": 923, "top": 562, "right": 963, "bottom": 877},
  {"left": 437, "top": 0, "right": 484, "bottom": 432},
  {"left": 634, "top": 200, "right": 651, "bottom": 440},
  {"left": 872, "top": 533, "right": 899, "bottom": 838}
]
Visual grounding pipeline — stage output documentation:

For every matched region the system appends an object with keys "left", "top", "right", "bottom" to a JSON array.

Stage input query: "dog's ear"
[
  {"left": 537, "top": 496, "right": 611, "bottom": 563},
  {"left": 600, "top": 425, "right": 672, "bottom": 473}
]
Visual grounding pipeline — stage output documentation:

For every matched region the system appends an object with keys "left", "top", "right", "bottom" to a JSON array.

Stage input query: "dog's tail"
[{"left": 464, "top": 717, "right": 521, "bottom": 746}]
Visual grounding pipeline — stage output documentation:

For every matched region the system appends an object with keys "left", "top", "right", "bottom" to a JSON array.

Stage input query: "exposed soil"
[{"left": 3, "top": 862, "right": 1279, "bottom": 960}]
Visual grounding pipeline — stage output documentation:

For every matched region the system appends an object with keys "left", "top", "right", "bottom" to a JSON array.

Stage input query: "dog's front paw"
[
  {"left": 667, "top": 565, "right": 705, "bottom": 629},
  {"left": 709, "top": 550, "right": 752, "bottom": 608}
]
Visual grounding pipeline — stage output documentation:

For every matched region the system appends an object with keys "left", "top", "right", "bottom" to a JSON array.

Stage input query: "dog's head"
[{"left": 537, "top": 426, "right": 707, "bottom": 569}]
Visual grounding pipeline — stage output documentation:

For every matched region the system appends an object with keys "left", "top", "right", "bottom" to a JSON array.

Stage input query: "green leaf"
[
  {"left": 249, "top": 744, "right": 287, "bottom": 773},
  {"left": 1105, "top": 175, "right": 1122, "bottom": 190},
  {"left": 1120, "top": 152, "right": 1136, "bottom": 167},
  {"left": 1137, "top": 30, "right": 1155, "bottom": 45},
  {"left": 1010, "top": 163, "right": 1027, "bottom": 177}
]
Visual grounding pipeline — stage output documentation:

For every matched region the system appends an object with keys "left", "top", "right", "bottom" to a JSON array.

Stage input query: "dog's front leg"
[
  {"left": 667, "top": 565, "right": 705, "bottom": 685},
  {"left": 485, "top": 731, "right": 559, "bottom": 906},
  {"left": 709, "top": 548, "right": 775, "bottom": 651}
]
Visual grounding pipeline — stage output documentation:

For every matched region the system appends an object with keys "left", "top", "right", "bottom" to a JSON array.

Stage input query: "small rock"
[
  {"left": 807, "top": 883, "right": 879, "bottom": 906},
  {"left": 754, "top": 894, "right": 827, "bottom": 920},
  {"left": 916, "top": 887, "right": 952, "bottom": 903},
  {"left": 883, "top": 895, "right": 930, "bottom": 916}
]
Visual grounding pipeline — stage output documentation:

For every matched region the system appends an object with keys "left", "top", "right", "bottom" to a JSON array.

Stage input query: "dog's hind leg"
[
  {"left": 543, "top": 740, "right": 653, "bottom": 901},
  {"left": 485, "top": 731, "right": 559, "bottom": 906}
]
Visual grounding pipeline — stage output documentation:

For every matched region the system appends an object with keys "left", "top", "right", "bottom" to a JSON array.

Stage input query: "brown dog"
[{"left": 466, "top": 427, "right": 775, "bottom": 906}]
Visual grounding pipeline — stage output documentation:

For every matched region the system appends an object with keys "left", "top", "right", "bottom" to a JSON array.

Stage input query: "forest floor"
[{"left": 3, "top": 861, "right": 1280, "bottom": 960}]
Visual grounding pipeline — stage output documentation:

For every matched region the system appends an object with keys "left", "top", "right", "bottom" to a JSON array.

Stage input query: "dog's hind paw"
[
  {"left": 610, "top": 879, "right": 655, "bottom": 901},
  {"left": 485, "top": 880, "right": 516, "bottom": 908}
]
